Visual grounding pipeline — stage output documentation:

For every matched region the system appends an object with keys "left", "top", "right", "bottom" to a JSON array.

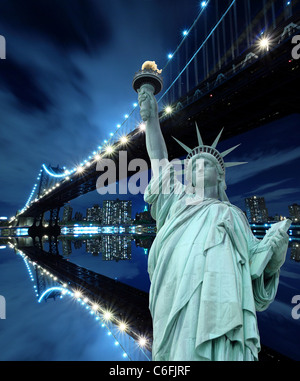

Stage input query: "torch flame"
[{"left": 141, "top": 61, "right": 162, "bottom": 74}]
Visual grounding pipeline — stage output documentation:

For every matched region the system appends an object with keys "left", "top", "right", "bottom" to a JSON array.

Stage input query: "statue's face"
[{"left": 190, "top": 156, "right": 220, "bottom": 188}]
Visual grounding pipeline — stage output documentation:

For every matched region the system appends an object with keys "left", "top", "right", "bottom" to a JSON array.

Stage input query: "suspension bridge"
[{"left": 3, "top": 0, "right": 300, "bottom": 361}]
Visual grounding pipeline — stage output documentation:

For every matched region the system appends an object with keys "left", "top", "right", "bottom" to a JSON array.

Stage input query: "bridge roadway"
[
  {"left": 18, "top": 15, "right": 300, "bottom": 219},
  {"left": 18, "top": 244, "right": 153, "bottom": 351}
]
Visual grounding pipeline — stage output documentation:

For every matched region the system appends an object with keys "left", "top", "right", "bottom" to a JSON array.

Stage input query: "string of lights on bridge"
[
  {"left": 14, "top": 0, "right": 296, "bottom": 220},
  {"left": 14, "top": 245, "right": 151, "bottom": 361},
  {"left": 13, "top": 0, "right": 211, "bottom": 219}
]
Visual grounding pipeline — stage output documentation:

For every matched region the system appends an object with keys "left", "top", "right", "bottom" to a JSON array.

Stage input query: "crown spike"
[
  {"left": 195, "top": 122, "right": 204, "bottom": 146},
  {"left": 172, "top": 136, "right": 192, "bottom": 153},
  {"left": 221, "top": 144, "right": 241, "bottom": 158},
  {"left": 224, "top": 162, "right": 247, "bottom": 168},
  {"left": 211, "top": 128, "right": 224, "bottom": 149}
]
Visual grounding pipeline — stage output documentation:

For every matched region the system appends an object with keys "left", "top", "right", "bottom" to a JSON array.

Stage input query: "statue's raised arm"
[
  {"left": 138, "top": 85, "right": 168, "bottom": 162},
  {"left": 133, "top": 61, "right": 168, "bottom": 177}
]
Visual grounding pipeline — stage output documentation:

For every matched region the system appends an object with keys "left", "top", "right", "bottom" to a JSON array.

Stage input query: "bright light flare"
[
  {"left": 139, "top": 122, "right": 146, "bottom": 131},
  {"left": 120, "top": 135, "right": 129, "bottom": 145},
  {"left": 258, "top": 36, "right": 270, "bottom": 51},
  {"left": 103, "top": 311, "right": 113, "bottom": 321},
  {"left": 165, "top": 106, "right": 173, "bottom": 114},
  {"left": 76, "top": 166, "right": 84, "bottom": 173},
  {"left": 118, "top": 322, "right": 128, "bottom": 332},
  {"left": 105, "top": 146, "right": 114, "bottom": 154},
  {"left": 138, "top": 337, "right": 147, "bottom": 347}
]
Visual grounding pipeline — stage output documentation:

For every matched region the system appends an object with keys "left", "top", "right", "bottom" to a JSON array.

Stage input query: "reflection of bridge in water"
[{"left": 12, "top": 236, "right": 153, "bottom": 357}]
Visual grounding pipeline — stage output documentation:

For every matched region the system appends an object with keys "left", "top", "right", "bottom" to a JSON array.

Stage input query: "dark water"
[{"left": 0, "top": 235, "right": 299, "bottom": 361}]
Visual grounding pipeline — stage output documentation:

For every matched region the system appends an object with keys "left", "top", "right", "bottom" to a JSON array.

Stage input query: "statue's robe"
[{"left": 144, "top": 163, "right": 287, "bottom": 361}]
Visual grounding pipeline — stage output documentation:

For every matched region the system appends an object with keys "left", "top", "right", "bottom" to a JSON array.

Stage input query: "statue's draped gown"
[{"left": 144, "top": 162, "right": 287, "bottom": 361}]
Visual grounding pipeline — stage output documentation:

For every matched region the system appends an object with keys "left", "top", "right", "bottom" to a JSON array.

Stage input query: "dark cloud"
[
  {"left": 0, "top": 57, "right": 52, "bottom": 111},
  {"left": 0, "top": 0, "right": 111, "bottom": 52}
]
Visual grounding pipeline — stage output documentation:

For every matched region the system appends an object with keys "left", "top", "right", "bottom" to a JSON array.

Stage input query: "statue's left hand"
[{"left": 265, "top": 228, "right": 289, "bottom": 276}]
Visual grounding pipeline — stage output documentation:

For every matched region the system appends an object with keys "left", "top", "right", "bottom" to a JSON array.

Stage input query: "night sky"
[
  {"left": 0, "top": 0, "right": 299, "bottom": 363},
  {"left": 0, "top": 0, "right": 299, "bottom": 220}
]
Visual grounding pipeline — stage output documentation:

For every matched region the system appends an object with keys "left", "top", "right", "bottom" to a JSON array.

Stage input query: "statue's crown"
[{"left": 172, "top": 123, "right": 247, "bottom": 173}]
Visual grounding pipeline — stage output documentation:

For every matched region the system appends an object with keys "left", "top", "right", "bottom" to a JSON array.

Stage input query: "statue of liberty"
[{"left": 135, "top": 65, "right": 291, "bottom": 361}]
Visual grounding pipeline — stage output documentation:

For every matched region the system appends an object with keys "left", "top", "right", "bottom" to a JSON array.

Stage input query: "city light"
[{"left": 74, "top": 291, "right": 82, "bottom": 299}]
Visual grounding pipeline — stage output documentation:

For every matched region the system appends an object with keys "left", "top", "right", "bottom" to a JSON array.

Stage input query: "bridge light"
[
  {"left": 201, "top": 1, "right": 207, "bottom": 7},
  {"left": 94, "top": 154, "right": 101, "bottom": 161},
  {"left": 165, "top": 106, "right": 173, "bottom": 114},
  {"left": 105, "top": 145, "right": 114, "bottom": 154},
  {"left": 167, "top": 53, "right": 173, "bottom": 59},
  {"left": 117, "top": 124, "right": 121, "bottom": 128},
  {"left": 74, "top": 291, "right": 82, "bottom": 299},
  {"left": 92, "top": 303, "right": 99, "bottom": 311},
  {"left": 133, "top": 102, "right": 138, "bottom": 107},
  {"left": 139, "top": 122, "right": 146, "bottom": 130},
  {"left": 76, "top": 166, "right": 84, "bottom": 173},
  {"left": 124, "top": 114, "right": 129, "bottom": 119},
  {"left": 258, "top": 36, "right": 270, "bottom": 51},
  {"left": 120, "top": 135, "right": 129, "bottom": 144},
  {"left": 182, "top": 30, "right": 189, "bottom": 36}
]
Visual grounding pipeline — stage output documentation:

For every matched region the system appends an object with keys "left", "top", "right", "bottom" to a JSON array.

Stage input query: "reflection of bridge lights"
[
  {"left": 138, "top": 337, "right": 147, "bottom": 347},
  {"left": 74, "top": 291, "right": 82, "bottom": 299},
  {"left": 118, "top": 322, "right": 128, "bottom": 332},
  {"left": 92, "top": 303, "right": 99, "bottom": 311},
  {"left": 103, "top": 311, "right": 113, "bottom": 321}
]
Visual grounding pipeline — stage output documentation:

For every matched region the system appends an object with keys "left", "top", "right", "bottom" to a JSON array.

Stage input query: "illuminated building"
[{"left": 245, "top": 196, "right": 269, "bottom": 223}]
